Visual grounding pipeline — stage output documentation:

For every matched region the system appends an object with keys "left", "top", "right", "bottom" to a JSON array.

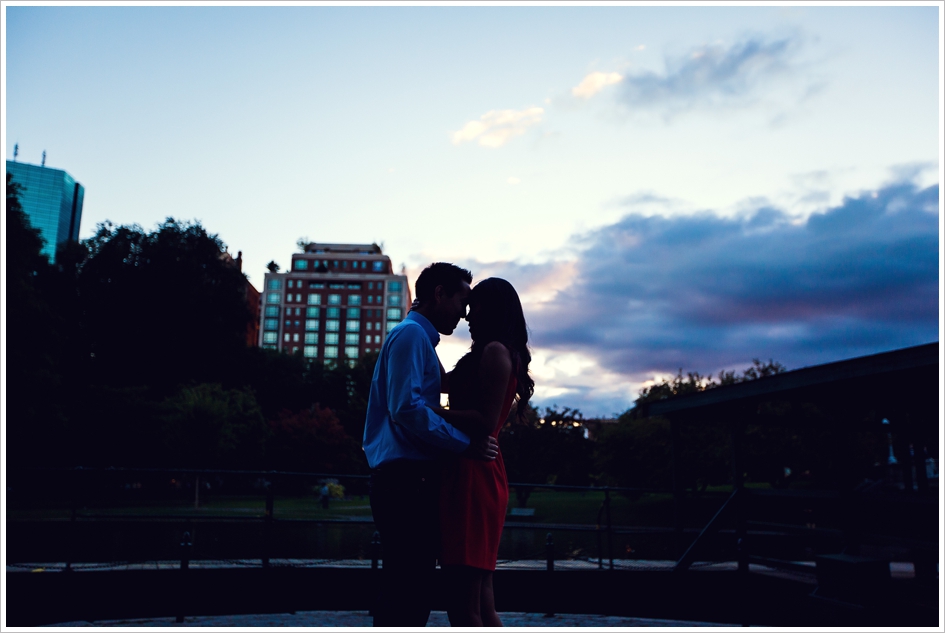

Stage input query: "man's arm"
[{"left": 385, "top": 325, "right": 470, "bottom": 453}]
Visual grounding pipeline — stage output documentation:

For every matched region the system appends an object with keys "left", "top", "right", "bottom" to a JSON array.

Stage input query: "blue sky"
[{"left": 4, "top": 4, "right": 941, "bottom": 416}]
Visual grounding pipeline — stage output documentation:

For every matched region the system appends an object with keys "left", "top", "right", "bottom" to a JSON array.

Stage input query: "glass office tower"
[{"left": 6, "top": 160, "right": 85, "bottom": 261}]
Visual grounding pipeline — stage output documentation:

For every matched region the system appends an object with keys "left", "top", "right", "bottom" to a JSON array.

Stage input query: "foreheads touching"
[{"left": 413, "top": 262, "right": 473, "bottom": 335}]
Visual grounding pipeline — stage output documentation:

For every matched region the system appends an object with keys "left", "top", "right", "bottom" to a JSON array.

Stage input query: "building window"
[
  {"left": 368, "top": 282, "right": 374, "bottom": 290},
  {"left": 264, "top": 319, "right": 279, "bottom": 331},
  {"left": 386, "top": 321, "right": 397, "bottom": 333},
  {"left": 388, "top": 295, "right": 402, "bottom": 306},
  {"left": 284, "top": 333, "right": 290, "bottom": 342},
  {"left": 268, "top": 279, "right": 282, "bottom": 290},
  {"left": 264, "top": 305, "right": 279, "bottom": 317},
  {"left": 328, "top": 294, "right": 341, "bottom": 305},
  {"left": 267, "top": 293, "right": 280, "bottom": 304},
  {"left": 348, "top": 295, "right": 361, "bottom": 306},
  {"left": 304, "top": 346, "right": 317, "bottom": 358},
  {"left": 308, "top": 293, "right": 321, "bottom": 305},
  {"left": 374, "top": 335, "right": 381, "bottom": 343},
  {"left": 263, "top": 332, "right": 278, "bottom": 344},
  {"left": 292, "top": 333, "right": 299, "bottom": 342},
  {"left": 375, "top": 322, "right": 381, "bottom": 330},
  {"left": 326, "top": 307, "right": 340, "bottom": 318},
  {"left": 344, "top": 346, "right": 359, "bottom": 359},
  {"left": 326, "top": 320, "right": 340, "bottom": 332},
  {"left": 287, "top": 280, "right": 294, "bottom": 289},
  {"left": 346, "top": 308, "right": 360, "bottom": 319},
  {"left": 388, "top": 281, "right": 402, "bottom": 292},
  {"left": 294, "top": 259, "right": 308, "bottom": 270},
  {"left": 329, "top": 283, "right": 345, "bottom": 289},
  {"left": 324, "top": 345, "right": 339, "bottom": 359},
  {"left": 366, "top": 322, "right": 372, "bottom": 331},
  {"left": 305, "top": 332, "right": 318, "bottom": 344},
  {"left": 376, "top": 295, "right": 382, "bottom": 304},
  {"left": 309, "top": 282, "right": 325, "bottom": 289},
  {"left": 306, "top": 307, "right": 320, "bottom": 318},
  {"left": 284, "top": 320, "right": 291, "bottom": 327},
  {"left": 345, "top": 333, "right": 360, "bottom": 345},
  {"left": 305, "top": 319, "right": 319, "bottom": 331},
  {"left": 295, "top": 294, "right": 302, "bottom": 302},
  {"left": 325, "top": 333, "right": 339, "bottom": 345},
  {"left": 294, "top": 320, "right": 300, "bottom": 328},
  {"left": 333, "top": 261, "right": 339, "bottom": 268},
  {"left": 345, "top": 320, "right": 360, "bottom": 332},
  {"left": 367, "top": 295, "right": 373, "bottom": 304},
  {"left": 348, "top": 283, "right": 362, "bottom": 289},
  {"left": 372, "top": 261, "right": 384, "bottom": 271},
  {"left": 387, "top": 308, "right": 402, "bottom": 321},
  {"left": 292, "top": 346, "right": 299, "bottom": 354}
]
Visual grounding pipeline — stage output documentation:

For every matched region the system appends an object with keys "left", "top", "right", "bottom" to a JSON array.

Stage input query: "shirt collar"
[{"left": 405, "top": 310, "right": 441, "bottom": 348}]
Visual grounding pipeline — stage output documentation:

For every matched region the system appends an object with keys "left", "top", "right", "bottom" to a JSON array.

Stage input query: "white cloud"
[
  {"left": 451, "top": 107, "right": 544, "bottom": 148},
  {"left": 571, "top": 71, "right": 623, "bottom": 99},
  {"left": 634, "top": 44, "right": 646, "bottom": 51},
  {"left": 507, "top": 176, "right": 521, "bottom": 185}
]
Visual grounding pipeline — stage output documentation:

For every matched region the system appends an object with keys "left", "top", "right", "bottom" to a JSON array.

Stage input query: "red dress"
[{"left": 439, "top": 374, "right": 517, "bottom": 571}]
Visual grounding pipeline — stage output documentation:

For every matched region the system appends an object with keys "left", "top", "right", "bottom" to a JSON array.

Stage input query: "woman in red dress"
[{"left": 431, "top": 277, "right": 534, "bottom": 627}]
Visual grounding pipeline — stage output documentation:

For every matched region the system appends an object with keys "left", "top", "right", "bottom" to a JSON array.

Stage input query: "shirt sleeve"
[{"left": 386, "top": 325, "right": 471, "bottom": 453}]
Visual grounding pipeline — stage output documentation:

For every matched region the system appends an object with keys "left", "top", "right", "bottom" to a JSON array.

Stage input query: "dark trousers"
[{"left": 369, "top": 460, "right": 441, "bottom": 627}]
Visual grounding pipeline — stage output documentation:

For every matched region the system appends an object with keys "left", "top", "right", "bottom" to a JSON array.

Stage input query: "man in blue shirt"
[{"left": 364, "top": 262, "right": 498, "bottom": 627}]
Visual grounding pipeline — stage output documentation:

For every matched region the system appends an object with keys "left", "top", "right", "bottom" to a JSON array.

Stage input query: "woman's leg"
[
  {"left": 479, "top": 572, "right": 503, "bottom": 627},
  {"left": 443, "top": 565, "right": 483, "bottom": 627}
]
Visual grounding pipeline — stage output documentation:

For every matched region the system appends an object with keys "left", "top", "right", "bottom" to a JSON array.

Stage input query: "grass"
[{"left": 8, "top": 488, "right": 739, "bottom": 529}]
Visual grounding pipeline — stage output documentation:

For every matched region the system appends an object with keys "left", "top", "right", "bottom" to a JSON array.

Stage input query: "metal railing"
[{"left": 8, "top": 466, "right": 673, "bottom": 573}]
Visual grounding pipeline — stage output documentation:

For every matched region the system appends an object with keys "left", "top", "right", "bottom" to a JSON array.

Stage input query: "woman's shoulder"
[{"left": 479, "top": 341, "right": 513, "bottom": 369}]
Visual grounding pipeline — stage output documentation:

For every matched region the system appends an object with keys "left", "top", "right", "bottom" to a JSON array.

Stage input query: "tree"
[
  {"left": 158, "top": 383, "right": 268, "bottom": 469},
  {"left": 594, "top": 360, "right": 789, "bottom": 495},
  {"left": 79, "top": 218, "right": 253, "bottom": 390},
  {"left": 500, "top": 404, "right": 593, "bottom": 506},
  {"left": 5, "top": 172, "right": 71, "bottom": 469},
  {"left": 266, "top": 404, "right": 362, "bottom": 473}
]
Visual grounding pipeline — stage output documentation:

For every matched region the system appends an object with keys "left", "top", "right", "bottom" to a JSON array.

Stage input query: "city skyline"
[{"left": 4, "top": 4, "right": 941, "bottom": 415}]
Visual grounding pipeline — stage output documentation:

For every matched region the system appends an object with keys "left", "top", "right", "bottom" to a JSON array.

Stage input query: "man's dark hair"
[{"left": 415, "top": 262, "right": 473, "bottom": 305}]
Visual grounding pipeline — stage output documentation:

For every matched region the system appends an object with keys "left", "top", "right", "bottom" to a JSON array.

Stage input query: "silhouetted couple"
[{"left": 363, "top": 263, "right": 534, "bottom": 627}]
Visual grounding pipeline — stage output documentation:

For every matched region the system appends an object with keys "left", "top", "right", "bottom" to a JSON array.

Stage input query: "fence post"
[
  {"left": 596, "top": 502, "right": 605, "bottom": 570},
  {"left": 65, "top": 468, "right": 80, "bottom": 573},
  {"left": 544, "top": 532, "right": 555, "bottom": 618},
  {"left": 263, "top": 477, "right": 274, "bottom": 569},
  {"left": 371, "top": 531, "right": 381, "bottom": 570},
  {"left": 370, "top": 531, "right": 381, "bottom": 617},
  {"left": 176, "top": 530, "right": 192, "bottom": 623},
  {"left": 731, "top": 423, "right": 748, "bottom": 575},
  {"left": 605, "top": 488, "right": 614, "bottom": 570}
]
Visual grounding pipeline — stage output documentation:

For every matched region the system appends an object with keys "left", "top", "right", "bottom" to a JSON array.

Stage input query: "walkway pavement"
[{"left": 50, "top": 610, "right": 736, "bottom": 627}]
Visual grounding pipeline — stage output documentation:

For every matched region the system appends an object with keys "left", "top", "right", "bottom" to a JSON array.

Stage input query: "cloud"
[
  {"left": 457, "top": 179, "right": 939, "bottom": 416},
  {"left": 618, "top": 35, "right": 801, "bottom": 115},
  {"left": 571, "top": 71, "right": 623, "bottom": 99},
  {"left": 451, "top": 107, "right": 543, "bottom": 148},
  {"left": 507, "top": 176, "right": 521, "bottom": 185}
]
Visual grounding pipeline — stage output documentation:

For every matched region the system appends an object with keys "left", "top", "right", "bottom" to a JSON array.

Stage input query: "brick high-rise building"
[{"left": 259, "top": 242, "right": 411, "bottom": 364}]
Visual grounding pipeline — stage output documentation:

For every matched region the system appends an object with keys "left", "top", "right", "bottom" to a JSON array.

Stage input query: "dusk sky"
[{"left": 4, "top": 4, "right": 942, "bottom": 416}]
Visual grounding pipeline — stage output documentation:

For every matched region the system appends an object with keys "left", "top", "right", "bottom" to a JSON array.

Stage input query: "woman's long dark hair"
[{"left": 452, "top": 277, "right": 534, "bottom": 421}]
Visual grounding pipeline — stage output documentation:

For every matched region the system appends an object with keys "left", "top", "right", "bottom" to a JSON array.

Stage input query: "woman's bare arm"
[{"left": 475, "top": 342, "right": 514, "bottom": 433}]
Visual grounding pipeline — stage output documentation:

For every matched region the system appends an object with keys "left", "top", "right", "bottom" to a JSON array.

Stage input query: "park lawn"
[{"left": 9, "top": 485, "right": 768, "bottom": 526}]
